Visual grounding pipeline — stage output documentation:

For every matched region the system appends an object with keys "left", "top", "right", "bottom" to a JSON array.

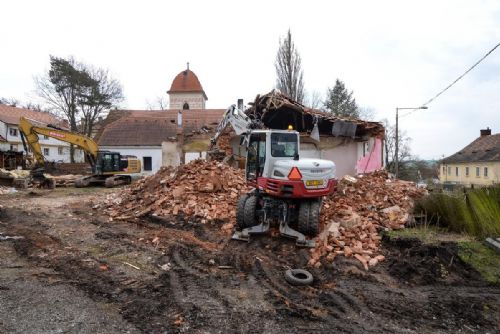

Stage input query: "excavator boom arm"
[{"left": 18, "top": 117, "right": 99, "bottom": 164}]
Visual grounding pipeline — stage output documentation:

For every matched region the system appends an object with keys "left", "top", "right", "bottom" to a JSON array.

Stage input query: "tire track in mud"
[{"left": 167, "top": 245, "right": 272, "bottom": 333}]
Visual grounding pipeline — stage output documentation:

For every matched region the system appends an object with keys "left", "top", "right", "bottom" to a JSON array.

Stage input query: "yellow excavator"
[{"left": 19, "top": 117, "right": 141, "bottom": 188}]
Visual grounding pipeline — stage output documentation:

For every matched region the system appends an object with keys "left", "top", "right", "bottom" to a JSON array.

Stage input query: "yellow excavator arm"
[{"left": 18, "top": 117, "right": 99, "bottom": 165}]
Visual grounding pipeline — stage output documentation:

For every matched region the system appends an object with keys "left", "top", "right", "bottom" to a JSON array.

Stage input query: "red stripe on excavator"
[{"left": 254, "top": 177, "right": 336, "bottom": 198}]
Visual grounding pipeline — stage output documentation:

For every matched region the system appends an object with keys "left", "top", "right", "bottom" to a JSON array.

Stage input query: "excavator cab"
[{"left": 95, "top": 151, "right": 121, "bottom": 174}]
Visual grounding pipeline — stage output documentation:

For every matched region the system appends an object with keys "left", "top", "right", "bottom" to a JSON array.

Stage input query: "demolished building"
[{"left": 225, "top": 91, "right": 385, "bottom": 178}]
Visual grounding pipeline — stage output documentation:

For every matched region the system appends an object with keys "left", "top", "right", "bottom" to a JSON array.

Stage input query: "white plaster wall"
[
  {"left": 169, "top": 92, "right": 206, "bottom": 109},
  {"left": 185, "top": 151, "right": 207, "bottom": 164},
  {"left": 0, "top": 121, "right": 6, "bottom": 139},
  {"left": 300, "top": 143, "right": 321, "bottom": 159},
  {"left": 321, "top": 141, "right": 358, "bottom": 178},
  {"left": 162, "top": 141, "right": 181, "bottom": 167},
  {"left": 100, "top": 146, "right": 162, "bottom": 174}
]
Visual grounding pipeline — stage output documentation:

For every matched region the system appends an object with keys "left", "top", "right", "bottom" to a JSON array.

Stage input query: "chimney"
[
  {"left": 237, "top": 98, "right": 244, "bottom": 111},
  {"left": 480, "top": 127, "right": 491, "bottom": 137}
]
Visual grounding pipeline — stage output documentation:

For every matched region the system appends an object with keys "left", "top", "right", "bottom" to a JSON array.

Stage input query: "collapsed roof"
[{"left": 245, "top": 90, "right": 384, "bottom": 139}]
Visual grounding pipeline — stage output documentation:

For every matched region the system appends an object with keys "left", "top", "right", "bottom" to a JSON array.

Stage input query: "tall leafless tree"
[
  {"left": 275, "top": 30, "right": 305, "bottom": 103},
  {"left": 381, "top": 119, "right": 412, "bottom": 173}
]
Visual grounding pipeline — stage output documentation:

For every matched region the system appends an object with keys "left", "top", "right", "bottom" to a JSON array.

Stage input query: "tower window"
[{"left": 183, "top": 102, "right": 190, "bottom": 110}]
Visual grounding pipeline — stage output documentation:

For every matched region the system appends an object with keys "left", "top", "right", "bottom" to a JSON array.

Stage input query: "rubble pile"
[
  {"left": 106, "top": 159, "right": 251, "bottom": 223},
  {"left": 310, "top": 170, "right": 427, "bottom": 269}
]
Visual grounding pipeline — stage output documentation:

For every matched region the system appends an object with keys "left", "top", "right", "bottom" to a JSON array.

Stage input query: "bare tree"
[
  {"left": 305, "top": 90, "right": 323, "bottom": 109},
  {"left": 381, "top": 119, "right": 412, "bottom": 173},
  {"left": 275, "top": 29, "right": 305, "bottom": 103},
  {"left": 358, "top": 106, "right": 376, "bottom": 121},
  {"left": 0, "top": 97, "right": 20, "bottom": 107},
  {"left": 146, "top": 96, "right": 168, "bottom": 110}
]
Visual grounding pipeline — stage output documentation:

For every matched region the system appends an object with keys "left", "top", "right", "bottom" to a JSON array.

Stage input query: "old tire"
[
  {"left": 285, "top": 269, "right": 313, "bottom": 286},
  {"left": 243, "top": 195, "right": 258, "bottom": 228},
  {"left": 236, "top": 194, "right": 249, "bottom": 230}
]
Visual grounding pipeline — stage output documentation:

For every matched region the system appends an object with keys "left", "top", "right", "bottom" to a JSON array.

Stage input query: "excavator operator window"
[
  {"left": 246, "top": 133, "right": 266, "bottom": 180},
  {"left": 271, "top": 133, "right": 298, "bottom": 158}
]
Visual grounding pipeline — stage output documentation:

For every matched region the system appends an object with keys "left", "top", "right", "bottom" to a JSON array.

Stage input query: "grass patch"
[
  {"left": 386, "top": 226, "right": 475, "bottom": 244},
  {"left": 458, "top": 242, "right": 500, "bottom": 285}
]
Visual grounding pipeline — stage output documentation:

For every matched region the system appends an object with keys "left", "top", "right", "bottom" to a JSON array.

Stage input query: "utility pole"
[{"left": 394, "top": 106, "right": 428, "bottom": 179}]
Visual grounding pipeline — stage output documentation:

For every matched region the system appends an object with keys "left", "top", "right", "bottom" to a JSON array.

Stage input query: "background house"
[
  {"left": 95, "top": 67, "right": 225, "bottom": 174},
  {"left": 0, "top": 104, "right": 84, "bottom": 165},
  {"left": 440, "top": 128, "right": 499, "bottom": 187}
]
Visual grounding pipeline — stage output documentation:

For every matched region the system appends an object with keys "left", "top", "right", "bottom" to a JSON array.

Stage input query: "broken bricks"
[
  {"left": 313, "top": 170, "right": 426, "bottom": 270},
  {"left": 105, "top": 159, "right": 251, "bottom": 224}
]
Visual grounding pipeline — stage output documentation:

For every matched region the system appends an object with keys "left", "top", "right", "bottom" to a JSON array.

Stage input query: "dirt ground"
[{"left": 0, "top": 188, "right": 499, "bottom": 334}]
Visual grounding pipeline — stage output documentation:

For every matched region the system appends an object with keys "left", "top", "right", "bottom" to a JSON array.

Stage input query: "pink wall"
[{"left": 356, "top": 138, "right": 383, "bottom": 174}]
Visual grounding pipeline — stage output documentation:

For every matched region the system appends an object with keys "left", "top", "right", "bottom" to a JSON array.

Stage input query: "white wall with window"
[
  {"left": 2, "top": 123, "right": 84, "bottom": 162},
  {"left": 99, "top": 146, "right": 162, "bottom": 174}
]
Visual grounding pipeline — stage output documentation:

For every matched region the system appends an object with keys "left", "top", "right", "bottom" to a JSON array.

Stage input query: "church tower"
[{"left": 167, "top": 63, "right": 207, "bottom": 110}]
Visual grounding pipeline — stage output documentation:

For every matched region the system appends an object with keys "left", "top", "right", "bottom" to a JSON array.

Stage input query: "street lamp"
[{"left": 395, "top": 106, "right": 428, "bottom": 179}]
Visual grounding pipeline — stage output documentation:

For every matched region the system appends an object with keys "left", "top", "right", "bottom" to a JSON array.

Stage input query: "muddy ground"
[{"left": 0, "top": 188, "right": 499, "bottom": 334}]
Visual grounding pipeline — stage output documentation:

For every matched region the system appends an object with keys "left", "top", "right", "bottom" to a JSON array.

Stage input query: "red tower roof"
[{"left": 167, "top": 69, "right": 207, "bottom": 99}]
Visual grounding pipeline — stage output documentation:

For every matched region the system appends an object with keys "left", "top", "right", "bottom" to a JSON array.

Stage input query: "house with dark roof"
[
  {"left": 440, "top": 128, "right": 499, "bottom": 186},
  {"left": 96, "top": 65, "right": 225, "bottom": 174},
  {"left": 0, "top": 104, "right": 84, "bottom": 165}
]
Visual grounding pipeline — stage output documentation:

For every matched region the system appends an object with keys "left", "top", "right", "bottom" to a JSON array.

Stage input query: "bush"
[{"left": 415, "top": 187, "right": 500, "bottom": 237}]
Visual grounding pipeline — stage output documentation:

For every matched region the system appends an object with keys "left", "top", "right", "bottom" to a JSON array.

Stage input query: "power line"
[{"left": 401, "top": 41, "right": 500, "bottom": 117}]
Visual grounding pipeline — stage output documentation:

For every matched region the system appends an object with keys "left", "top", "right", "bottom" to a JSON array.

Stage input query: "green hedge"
[{"left": 415, "top": 187, "right": 500, "bottom": 237}]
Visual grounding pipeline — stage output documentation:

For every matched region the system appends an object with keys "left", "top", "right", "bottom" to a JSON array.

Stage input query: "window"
[
  {"left": 271, "top": 133, "right": 298, "bottom": 157},
  {"left": 447, "top": 167, "right": 451, "bottom": 175},
  {"left": 183, "top": 102, "right": 190, "bottom": 110},
  {"left": 10, "top": 144, "right": 17, "bottom": 151},
  {"left": 44, "top": 135, "right": 49, "bottom": 140},
  {"left": 58, "top": 147, "right": 64, "bottom": 155},
  {"left": 143, "top": 156, "right": 152, "bottom": 171},
  {"left": 442, "top": 166, "right": 446, "bottom": 174},
  {"left": 484, "top": 167, "right": 488, "bottom": 177},
  {"left": 9, "top": 128, "right": 18, "bottom": 137},
  {"left": 465, "top": 167, "right": 469, "bottom": 177},
  {"left": 43, "top": 148, "right": 50, "bottom": 156},
  {"left": 246, "top": 133, "right": 266, "bottom": 180},
  {"left": 476, "top": 167, "right": 480, "bottom": 177},
  {"left": 455, "top": 167, "right": 459, "bottom": 176}
]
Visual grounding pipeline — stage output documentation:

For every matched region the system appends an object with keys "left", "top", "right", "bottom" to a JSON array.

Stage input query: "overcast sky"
[{"left": 1, "top": 0, "right": 499, "bottom": 159}]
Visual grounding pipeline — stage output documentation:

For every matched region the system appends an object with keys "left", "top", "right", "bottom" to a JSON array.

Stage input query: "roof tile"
[
  {"left": 97, "top": 109, "right": 225, "bottom": 146},
  {"left": 443, "top": 133, "right": 500, "bottom": 163},
  {"left": 0, "top": 104, "right": 66, "bottom": 127}
]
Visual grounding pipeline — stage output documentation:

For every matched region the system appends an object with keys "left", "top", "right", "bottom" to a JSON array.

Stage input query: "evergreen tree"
[{"left": 324, "top": 79, "right": 359, "bottom": 118}]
